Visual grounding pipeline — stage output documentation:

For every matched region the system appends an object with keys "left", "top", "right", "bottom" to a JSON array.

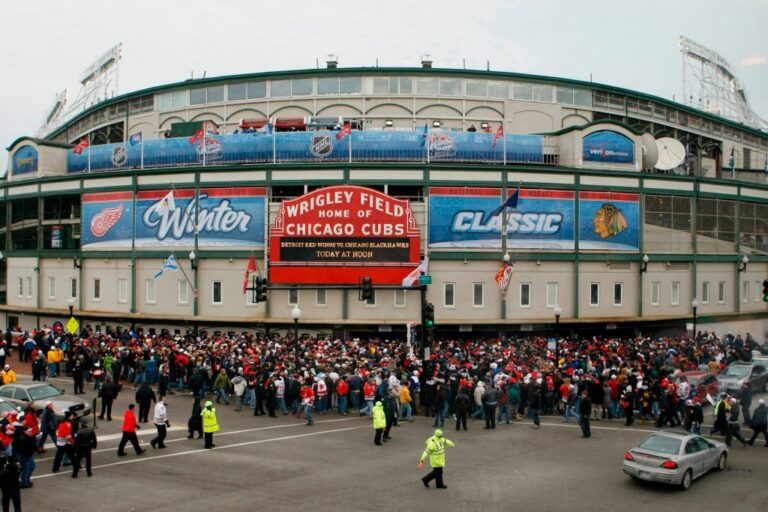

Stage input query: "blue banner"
[
  {"left": 67, "top": 131, "right": 545, "bottom": 172},
  {"left": 578, "top": 192, "right": 640, "bottom": 251},
  {"left": 81, "top": 192, "right": 134, "bottom": 250},
  {"left": 428, "top": 187, "right": 576, "bottom": 249},
  {"left": 582, "top": 130, "right": 634, "bottom": 164},
  {"left": 12, "top": 145, "right": 38, "bottom": 175}
]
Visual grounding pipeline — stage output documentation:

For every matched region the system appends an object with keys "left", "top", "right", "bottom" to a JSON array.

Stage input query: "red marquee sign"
[{"left": 269, "top": 185, "right": 421, "bottom": 284}]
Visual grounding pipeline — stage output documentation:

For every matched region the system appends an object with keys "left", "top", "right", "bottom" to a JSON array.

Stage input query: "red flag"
[
  {"left": 73, "top": 136, "right": 90, "bottom": 154},
  {"left": 492, "top": 125, "right": 504, "bottom": 148},
  {"left": 336, "top": 122, "right": 352, "bottom": 140},
  {"left": 243, "top": 254, "right": 258, "bottom": 293},
  {"left": 188, "top": 127, "right": 204, "bottom": 145}
]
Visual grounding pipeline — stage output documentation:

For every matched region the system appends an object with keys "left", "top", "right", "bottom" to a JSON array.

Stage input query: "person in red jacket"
[
  {"left": 336, "top": 377, "right": 349, "bottom": 415},
  {"left": 117, "top": 404, "right": 145, "bottom": 456},
  {"left": 52, "top": 411, "right": 74, "bottom": 472},
  {"left": 22, "top": 404, "right": 39, "bottom": 439},
  {"left": 300, "top": 382, "right": 315, "bottom": 426},
  {"left": 360, "top": 380, "right": 376, "bottom": 417}
]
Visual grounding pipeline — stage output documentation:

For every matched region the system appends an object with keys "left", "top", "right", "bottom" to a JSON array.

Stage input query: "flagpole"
[
  {"left": 348, "top": 128, "right": 352, "bottom": 163},
  {"left": 87, "top": 134, "right": 91, "bottom": 173},
  {"left": 173, "top": 252, "right": 196, "bottom": 295},
  {"left": 272, "top": 125, "right": 277, "bottom": 164},
  {"left": 426, "top": 129, "right": 430, "bottom": 164},
  {"left": 502, "top": 125, "right": 507, "bottom": 165},
  {"left": 202, "top": 127, "right": 207, "bottom": 167},
  {"left": 140, "top": 136, "right": 144, "bottom": 170}
]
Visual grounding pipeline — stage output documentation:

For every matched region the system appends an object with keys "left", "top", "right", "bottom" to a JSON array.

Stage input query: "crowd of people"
[{"left": 0, "top": 325, "right": 765, "bottom": 506}]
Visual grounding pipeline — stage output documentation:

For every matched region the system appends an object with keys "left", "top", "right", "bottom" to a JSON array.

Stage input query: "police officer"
[
  {"left": 202, "top": 401, "right": 219, "bottom": 449},
  {"left": 418, "top": 429, "right": 455, "bottom": 489},
  {"left": 72, "top": 418, "right": 97, "bottom": 478}
]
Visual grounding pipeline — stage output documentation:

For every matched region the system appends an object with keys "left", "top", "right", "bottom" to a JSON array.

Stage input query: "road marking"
[
  {"left": 32, "top": 425, "right": 367, "bottom": 479},
  {"left": 35, "top": 416, "right": 365, "bottom": 461}
]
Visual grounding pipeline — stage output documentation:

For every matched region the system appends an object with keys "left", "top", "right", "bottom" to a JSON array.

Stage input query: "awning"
[{"left": 239, "top": 118, "right": 268, "bottom": 130}]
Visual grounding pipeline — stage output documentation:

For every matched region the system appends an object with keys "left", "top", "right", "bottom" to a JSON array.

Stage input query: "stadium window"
[
  {"left": 146, "top": 279, "right": 156, "bottom": 304},
  {"left": 671, "top": 282, "right": 680, "bottom": 306},
  {"left": 487, "top": 81, "right": 508, "bottom": 98},
  {"left": 533, "top": 84, "right": 553, "bottom": 102},
  {"left": 118, "top": 279, "right": 128, "bottom": 304},
  {"left": 317, "top": 77, "right": 339, "bottom": 95},
  {"left": 416, "top": 78, "right": 438, "bottom": 95},
  {"left": 271, "top": 80, "right": 291, "bottom": 97},
  {"left": 473, "top": 283, "right": 484, "bottom": 307},
  {"left": 339, "top": 76, "right": 362, "bottom": 94},
  {"left": 228, "top": 83, "right": 247, "bottom": 101},
  {"left": 372, "top": 77, "right": 389, "bottom": 95},
  {"left": 48, "top": 277, "right": 55, "bottom": 300},
  {"left": 92, "top": 278, "right": 101, "bottom": 302},
  {"left": 288, "top": 287, "right": 299, "bottom": 306},
  {"left": 589, "top": 283, "right": 599, "bottom": 306},
  {"left": 17, "top": 277, "right": 23, "bottom": 298},
  {"left": 614, "top": 283, "right": 623, "bottom": 307},
  {"left": 247, "top": 81, "right": 266, "bottom": 98},
  {"left": 189, "top": 87, "right": 207, "bottom": 105},
  {"left": 742, "top": 281, "right": 749, "bottom": 303},
  {"left": 466, "top": 79, "right": 487, "bottom": 97},
  {"left": 316, "top": 289, "right": 327, "bottom": 306},
  {"left": 397, "top": 77, "right": 413, "bottom": 94},
  {"left": 394, "top": 289, "right": 406, "bottom": 308},
  {"left": 512, "top": 82, "right": 533, "bottom": 101},
  {"left": 70, "top": 278, "right": 78, "bottom": 300},
  {"left": 556, "top": 87, "right": 574, "bottom": 105},
  {"left": 718, "top": 281, "right": 726, "bottom": 304},
  {"left": 178, "top": 280, "right": 189, "bottom": 305},
  {"left": 519, "top": 283, "right": 531, "bottom": 307},
  {"left": 444, "top": 283, "right": 455, "bottom": 308},
  {"left": 650, "top": 282, "right": 660, "bottom": 306},
  {"left": 439, "top": 78, "right": 461, "bottom": 96},
  {"left": 701, "top": 281, "right": 710, "bottom": 304},
  {"left": 546, "top": 282, "right": 558, "bottom": 308},
  {"left": 212, "top": 281, "right": 223, "bottom": 305},
  {"left": 207, "top": 86, "right": 224, "bottom": 103},
  {"left": 26, "top": 277, "right": 32, "bottom": 298},
  {"left": 291, "top": 78, "right": 313, "bottom": 96}
]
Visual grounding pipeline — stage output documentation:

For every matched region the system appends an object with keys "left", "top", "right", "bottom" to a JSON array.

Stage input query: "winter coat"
[
  {"left": 202, "top": 407, "right": 220, "bottom": 433},
  {"left": 372, "top": 402, "right": 386, "bottom": 429}
]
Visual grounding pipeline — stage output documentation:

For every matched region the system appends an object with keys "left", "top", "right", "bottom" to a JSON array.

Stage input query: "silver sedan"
[{"left": 623, "top": 431, "right": 728, "bottom": 490}]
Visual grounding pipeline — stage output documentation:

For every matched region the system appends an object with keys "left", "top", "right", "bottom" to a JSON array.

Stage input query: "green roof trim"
[
  {"left": 6, "top": 136, "right": 73, "bottom": 152},
  {"left": 42, "top": 66, "right": 768, "bottom": 141}
]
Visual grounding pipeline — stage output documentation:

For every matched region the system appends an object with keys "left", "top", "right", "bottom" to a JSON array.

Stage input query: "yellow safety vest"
[
  {"left": 420, "top": 436, "right": 455, "bottom": 468},
  {"left": 202, "top": 408, "right": 220, "bottom": 433}
]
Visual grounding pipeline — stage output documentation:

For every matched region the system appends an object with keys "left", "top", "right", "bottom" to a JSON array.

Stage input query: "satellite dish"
[
  {"left": 641, "top": 132, "right": 658, "bottom": 169},
  {"left": 654, "top": 137, "right": 686, "bottom": 171}
]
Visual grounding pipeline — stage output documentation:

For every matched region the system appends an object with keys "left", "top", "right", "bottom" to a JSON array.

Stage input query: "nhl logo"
[
  {"left": 111, "top": 145, "right": 127, "bottom": 167},
  {"left": 310, "top": 135, "right": 333, "bottom": 158}
]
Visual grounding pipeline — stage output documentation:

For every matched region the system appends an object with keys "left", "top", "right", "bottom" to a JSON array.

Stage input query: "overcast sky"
[{"left": 1, "top": 0, "right": 766, "bottom": 175}]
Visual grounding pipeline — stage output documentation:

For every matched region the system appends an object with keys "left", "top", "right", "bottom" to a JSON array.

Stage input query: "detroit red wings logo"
[{"left": 91, "top": 204, "right": 125, "bottom": 237}]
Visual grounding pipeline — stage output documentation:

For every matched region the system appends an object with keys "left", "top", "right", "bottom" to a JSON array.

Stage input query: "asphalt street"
[{"left": 17, "top": 377, "right": 768, "bottom": 512}]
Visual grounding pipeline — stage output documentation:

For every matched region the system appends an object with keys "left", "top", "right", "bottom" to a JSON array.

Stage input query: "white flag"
[
  {"left": 402, "top": 258, "right": 429, "bottom": 286},
  {"left": 157, "top": 190, "right": 176, "bottom": 215},
  {"left": 154, "top": 255, "right": 179, "bottom": 280}
]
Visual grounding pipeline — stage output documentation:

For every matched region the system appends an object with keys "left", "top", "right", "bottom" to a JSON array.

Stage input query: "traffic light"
[
  {"left": 361, "top": 276, "right": 373, "bottom": 301},
  {"left": 762, "top": 279, "right": 768, "bottom": 303},
  {"left": 424, "top": 302, "right": 435, "bottom": 327},
  {"left": 255, "top": 277, "right": 268, "bottom": 303}
]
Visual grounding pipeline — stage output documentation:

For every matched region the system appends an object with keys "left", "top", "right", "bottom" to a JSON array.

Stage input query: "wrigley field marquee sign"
[{"left": 269, "top": 185, "right": 421, "bottom": 284}]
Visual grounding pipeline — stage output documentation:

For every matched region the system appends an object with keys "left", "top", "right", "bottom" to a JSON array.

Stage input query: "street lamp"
[
  {"left": 553, "top": 305, "right": 562, "bottom": 367},
  {"left": 189, "top": 250, "right": 197, "bottom": 270},
  {"left": 738, "top": 254, "right": 748, "bottom": 272},
  {"left": 291, "top": 305, "right": 302, "bottom": 365},
  {"left": 67, "top": 297, "right": 76, "bottom": 318},
  {"left": 691, "top": 298, "right": 699, "bottom": 340},
  {"left": 640, "top": 253, "right": 649, "bottom": 273}
]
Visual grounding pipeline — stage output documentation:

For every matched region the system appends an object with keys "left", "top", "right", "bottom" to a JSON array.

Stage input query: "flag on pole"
[
  {"left": 419, "top": 123, "right": 428, "bottom": 147},
  {"left": 492, "top": 124, "right": 504, "bottom": 148},
  {"left": 243, "top": 254, "right": 259, "bottom": 293},
  {"left": 129, "top": 132, "right": 143, "bottom": 146},
  {"left": 495, "top": 261, "right": 514, "bottom": 293},
  {"left": 189, "top": 127, "right": 204, "bottom": 145},
  {"left": 157, "top": 190, "right": 176, "bottom": 215},
  {"left": 490, "top": 184, "right": 520, "bottom": 217},
  {"left": 73, "top": 136, "right": 90, "bottom": 154},
  {"left": 728, "top": 148, "right": 735, "bottom": 170},
  {"left": 335, "top": 122, "right": 352, "bottom": 140},
  {"left": 154, "top": 255, "right": 179, "bottom": 280},
  {"left": 402, "top": 258, "right": 429, "bottom": 286}
]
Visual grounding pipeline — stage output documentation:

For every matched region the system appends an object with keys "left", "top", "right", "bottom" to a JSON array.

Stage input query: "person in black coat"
[
  {"left": 578, "top": 390, "right": 592, "bottom": 438},
  {"left": 0, "top": 458, "right": 21, "bottom": 512},
  {"left": 135, "top": 383, "right": 156, "bottom": 423},
  {"left": 72, "top": 359, "right": 85, "bottom": 395},
  {"left": 454, "top": 388, "right": 471, "bottom": 431},
  {"left": 72, "top": 420, "right": 97, "bottom": 478},
  {"left": 187, "top": 401, "right": 203, "bottom": 439},
  {"left": 747, "top": 399, "right": 768, "bottom": 446},
  {"left": 98, "top": 377, "right": 119, "bottom": 421},
  {"left": 382, "top": 395, "right": 397, "bottom": 441}
]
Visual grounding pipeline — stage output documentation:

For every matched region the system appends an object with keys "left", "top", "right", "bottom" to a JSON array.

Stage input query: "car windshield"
[
  {"left": 638, "top": 435, "right": 682, "bottom": 455},
  {"left": 723, "top": 366, "right": 750, "bottom": 377},
  {"left": 0, "top": 402, "right": 17, "bottom": 414},
  {"left": 27, "top": 385, "right": 62, "bottom": 401}
]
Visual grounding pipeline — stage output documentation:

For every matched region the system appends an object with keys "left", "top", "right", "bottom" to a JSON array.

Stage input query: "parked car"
[
  {"left": 0, "top": 398, "right": 22, "bottom": 416},
  {"left": 716, "top": 362, "right": 768, "bottom": 396},
  {"left": 674, "top": 371, "right": 719, "bottom": 403},
  {"left": 0, "top": 383, "right": 91, "bottom": 420},
  {"left": 623, "top": 431, "right": 728, "bottom": 490}
]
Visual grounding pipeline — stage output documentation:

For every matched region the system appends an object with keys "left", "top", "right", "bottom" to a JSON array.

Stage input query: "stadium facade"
[{"left": 2, "top": 66, "right": 768, "bottom": 340}]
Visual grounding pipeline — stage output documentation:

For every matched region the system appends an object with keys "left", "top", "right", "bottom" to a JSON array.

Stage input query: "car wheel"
[
  {"left": 716, "top": 452, "right": 727, "bottom": 471},
  {"left": 679, "top": 469, "right": 693, "bottom": 491}
]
